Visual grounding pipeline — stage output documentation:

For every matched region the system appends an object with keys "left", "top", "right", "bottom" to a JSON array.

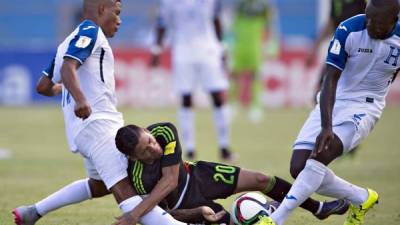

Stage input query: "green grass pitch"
[{"left": 0, "top": 106, "right": 399, "bottom": 225}]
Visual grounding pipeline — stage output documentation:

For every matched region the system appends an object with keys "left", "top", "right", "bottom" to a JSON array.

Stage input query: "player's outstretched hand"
[
  {"left": 112, "top": 213, "right": 138, "bottom": 225},
  {"left": 201, "top": 206, "right": 226, "bottom": 223},
  {"left": 313, "top": 128, "right": 335, "bottom": 157},
  {"left": 74, "top": 100, "right": 92, "bottom": 120}
]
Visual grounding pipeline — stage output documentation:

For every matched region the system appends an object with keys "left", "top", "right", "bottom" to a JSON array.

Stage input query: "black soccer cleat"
[
  {"left": 220, "top": 147, "right": 238, "bottom": 163},
  {"left": 186, "top": 151, "right": 195, "bottom": 161},
  {"left": 314, "top": 199, "right": 350, "bottom": 220}
]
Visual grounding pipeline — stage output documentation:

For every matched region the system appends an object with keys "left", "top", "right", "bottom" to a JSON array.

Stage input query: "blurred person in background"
[
  {"left": 306, "top": 0, "right": 367, "bottom": 100},
  {"left": 230, "top": 0, "right": 275, "bottom": 122},
  {"left": 149, "top": 0, "right": 235, "bottom": 162}
]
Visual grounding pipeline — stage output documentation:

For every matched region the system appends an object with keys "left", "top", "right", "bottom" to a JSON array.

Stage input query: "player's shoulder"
[
  {"left": 76, "top": 20, "right": 100, "bottom": 38},
  {"left": 147, "top": 122, "right": 177, "bottom": 132},
  {"left": 339, "top": 14, "right": 366, "bottom": 33},
  {"left": 147, "top": 122, "right": 178, "bottom": 140}
]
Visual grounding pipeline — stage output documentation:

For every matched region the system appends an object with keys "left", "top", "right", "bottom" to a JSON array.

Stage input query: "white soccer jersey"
[
  {"left": 43, "top": 20, "right": 123, "bottom": 151},
  {"left": 159, "top": 0, "right": 223, "bottom": 61},
  {"left": 326, "top": 15, "right": 400, "bottom": 113}
]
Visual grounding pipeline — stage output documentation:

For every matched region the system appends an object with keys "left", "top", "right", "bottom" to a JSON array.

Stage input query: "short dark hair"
[{"left": 115, "top": 124, "right": 142, "bottom": 156}]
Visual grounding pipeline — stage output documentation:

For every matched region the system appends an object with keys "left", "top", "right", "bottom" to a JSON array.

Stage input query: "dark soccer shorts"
[{"left": 178, "top": 160, "right": 241, "bottom": 224}]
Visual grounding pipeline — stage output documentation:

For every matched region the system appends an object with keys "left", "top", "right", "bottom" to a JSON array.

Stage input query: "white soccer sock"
[
  {"left": 316, "top": 166, "right": 369, "bottom": 206},
  {"left": 270, "top": 159, "right": 326, "bottom": 225},
  {"left": 213, "top": 105, "right": 230, "bottom": 148},
  {"left": 35, "top": 178, "right": 92, "bottom": 216},
  {"left": 119, "top": 196, "right": 187, "bottom": 225},
  {"left": 178, "top": 107, "right": 195, "bottom": 152}
]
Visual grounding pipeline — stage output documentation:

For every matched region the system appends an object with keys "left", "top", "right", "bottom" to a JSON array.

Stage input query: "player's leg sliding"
[
  {"left": 343, "top": 188, "right": 379, "bottom": 225},
  {"left": 119, "top": 196, "right": 187, "bottom": 225},
  {"left": 261, "top": 175, "right": 349, "bottom": 220},
  {"left": 268, "top": 159, "right": 376, "bottom": 225},
  {"left": 12, "top": 206, "right": 40, "bottom": 225},
  {"left": 307, "top": 160, "right": 378, "bottom": 224},
  {"left": 12, "top": 178, "right": 93, "bottom": 225},
  {"left": 267, "top": 159, "right": 327, "bottom": 225}
]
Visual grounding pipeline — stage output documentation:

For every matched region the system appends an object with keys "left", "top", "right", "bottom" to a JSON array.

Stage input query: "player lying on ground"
[{"left": 113, "top": 122, "right": 350, "bottom": 225}]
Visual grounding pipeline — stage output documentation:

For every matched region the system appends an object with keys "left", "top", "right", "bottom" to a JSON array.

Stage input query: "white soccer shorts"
[
  {"left": 293, "top": 100, "right": 378, "bottom": 153},
  {"left": 172, "top": 58, "right": 228, "bottom": 95},
  {"left": 75, "top": 119, "right": 127, "bottom": 190}
]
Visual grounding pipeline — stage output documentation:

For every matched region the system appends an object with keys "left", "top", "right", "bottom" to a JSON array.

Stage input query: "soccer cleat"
[
  {"left": 315, "top": 199, "right": 350, "bottom": 220},
  {"left": 220, "top": 147, "right": 239, "bottom": 163},
  {"left": 255, "top": 216, "right": 276, "bottom": 225},
  {"left": 186, "top": 151, "right": 195, "bottom": 161},
  {"left": 12, "top": 205, "right": 41, "bottom": 225},
  {"left": 343, "top": 188, "right": 379, "bottom": 225}
]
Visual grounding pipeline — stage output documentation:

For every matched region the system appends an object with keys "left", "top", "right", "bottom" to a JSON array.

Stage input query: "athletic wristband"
[{"left": 119, "top": 195, "right": 143, "bottom": 213}]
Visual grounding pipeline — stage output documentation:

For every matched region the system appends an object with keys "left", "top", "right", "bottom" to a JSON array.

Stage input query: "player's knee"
[
  {"left": 290, "top": 164, "right": 303, "bottom": 179},
  {"left": 88, "top": 178, "right": 110, "bottom": 198},
  {"left": 255, "top": 172, "right": 269, "bottom": 189},
  {"left": 210, "top": 91, "right": 225, "bottom": 107},
  {"left": 289, "top": 150, "right": 310, "bottom": 178},
  {"left": 182, "top": 94, "right": 192, "bottom": 108}
]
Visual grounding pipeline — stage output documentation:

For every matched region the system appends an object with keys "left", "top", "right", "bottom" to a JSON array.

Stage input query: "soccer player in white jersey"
[
  {"left": 12, "top": 1, "right": 188, "bottom": 225},
  {"left": 150, "top": 0, "right": 235, "bottom": 161},
  {"left": 258, "top": 0, "right": 400, "bottom": 225}
]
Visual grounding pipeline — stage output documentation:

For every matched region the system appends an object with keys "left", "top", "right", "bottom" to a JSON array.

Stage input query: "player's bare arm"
[
  {"left": 168, "top": 206, "right": 227, "bottom": 224},
  {"left": 115, "top": 163, "right": 180, "bottom": 224},
  {"left": 314, "top": 65, "right": 341, "bottom": 157},
  {"left": 36, "top": 75, "right": 62, "bottom": 97},
  {"left": 60, "top": 57, "right": 92, "bottom": 119}
]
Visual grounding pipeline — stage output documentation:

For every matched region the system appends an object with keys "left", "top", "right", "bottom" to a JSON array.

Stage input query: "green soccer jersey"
[
  {"left": 127, "top": 122, "right": 188, "bottom": 208},
  {"left": 232, "top": 0, "right": 270, "bottom": 72}
]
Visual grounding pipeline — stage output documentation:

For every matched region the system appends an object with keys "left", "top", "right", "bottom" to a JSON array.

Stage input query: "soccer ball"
[{"left": 231, "top": 192, "right": 277, "bottom": 225}]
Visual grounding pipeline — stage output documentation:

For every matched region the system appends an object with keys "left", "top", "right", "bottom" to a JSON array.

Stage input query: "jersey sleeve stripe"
[
  {"left": 64, "top": 54, "right": 84, "bottom": 64},
  {"left": 326, "top": 61, "right": 344, "bottom": 71},
  {"left": 137, "top": 162, "right": 146, "bottom": 194},
  {"left": 161, "top": 126, "right": 175, "bottom": 140},
  {"left": 99, "top": 48, "right": 105, "bottom": 83},
  {"left": 151, "top": 130, "right": 171, "bottom": 143},
  {"left": 132, "top": 161, "right": 146, "bottom": 194},
  {"left": 150, "top": 126, "right": 175, "bottom": 142}
]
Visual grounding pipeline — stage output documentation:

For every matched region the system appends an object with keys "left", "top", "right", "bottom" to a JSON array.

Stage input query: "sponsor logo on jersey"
[
  {"left": 285, "top": 195, "right": 297, "bottom": 201},
  {"left": 75, "top": 36, "right": 92, "bottom": 48},
  {"left": 338, "top": 25, "right": 348, "bottom": 32},
  {"left": 164, "top": 141, "right": 176, "bottom": 155},
  {"left": 330, "top": 39, "right": 341, "bottom": 55},
  {"left": 358, "top": 48, "right": 373, "bottom": 53},
  {"left": 82, "top": 25, "right": 96, "bottom": 30}
]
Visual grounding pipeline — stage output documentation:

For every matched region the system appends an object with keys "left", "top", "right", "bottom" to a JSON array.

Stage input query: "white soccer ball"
[{"left": 231, "top": 192, "right": 277, "bottom": 225}]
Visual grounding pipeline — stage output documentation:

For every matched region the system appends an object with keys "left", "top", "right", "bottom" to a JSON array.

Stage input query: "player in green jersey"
[
  {"left": 231, "top": 0, "right": 276, "bottom": 122},
  {"left": 114, "top": 122, "right": 349, "bottom": 224}
]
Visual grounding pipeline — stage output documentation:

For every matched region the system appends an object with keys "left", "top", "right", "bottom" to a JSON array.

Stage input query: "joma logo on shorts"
[{"left": 358, "top": 48, "right": 373, "bottom": 53}]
